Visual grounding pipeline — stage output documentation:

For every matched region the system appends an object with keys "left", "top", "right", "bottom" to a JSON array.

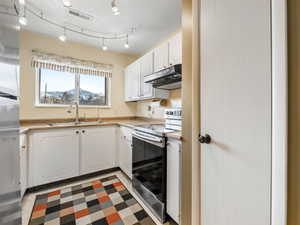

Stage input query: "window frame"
[{"left": 35, "top": 68, "right": 111, "bottom": 108}]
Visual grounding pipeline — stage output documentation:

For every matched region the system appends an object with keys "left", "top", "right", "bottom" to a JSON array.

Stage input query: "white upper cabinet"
[
  {"left": 154, "top": 41, "right": 169, "bottom": 72},
  {"left": 124, "top": 54, "right": 169, "bottom": 102},
  {"left": 140, "top": 51, "right": 154, "bottom": 98},
  {"left": 169, "top": 32, "right": 182, "bottom": 66},
  {"left": 124, "top": 32, "right": 182, "bottom": 102},
  {"left": 124, "top": 61, "right": 140, "bottom": 101}
]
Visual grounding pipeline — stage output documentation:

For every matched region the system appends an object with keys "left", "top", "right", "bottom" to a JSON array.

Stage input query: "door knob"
[{"left": 198, "top": 134, "right": 211, "bottom": 144}]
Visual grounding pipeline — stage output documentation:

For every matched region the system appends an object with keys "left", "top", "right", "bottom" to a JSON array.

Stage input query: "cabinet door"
[
  {"left": 140, "top": 52, "right": 154, "bottom": 98},
  {"left": 124, "top": 61, "right": 140, "bottom": 101},
  {"left": 154, "top": 42, "right": 169, "bottom": 72},
  {"left": 118, "top": 126, "right": 133, "bottom": 178},
  {"left": 20, "top": 134, "right": 27, "bottom": 197},
  {"left": 124, "top": 66, "right": 131, "bottom": 101},
  {"left": 169, "top": 32, "right": 182, "bottom": 66},
  {"left": 167, "top": 139, "right": 181, "bottom": 224},
  {"left": 80, "top": 126, "right": 117, "bottom": 175},
  {"left": 131, "top": 61, "right": 141, "bottom": 99},
  {"left": 29, "top": 129, "right": 80, "bottom": 187}
]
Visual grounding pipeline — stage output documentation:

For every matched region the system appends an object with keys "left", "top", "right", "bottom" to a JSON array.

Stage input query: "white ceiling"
[{"left": 0, "top": 0, "right": 181, "bottom": 56}]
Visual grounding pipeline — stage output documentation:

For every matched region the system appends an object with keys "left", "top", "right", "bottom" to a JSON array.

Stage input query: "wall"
[
  {"left": 19, "top": 31, "right": 137, "bottom": 120},
  {"left": 136, "top": 89, "right": 181, "bottom": 119},
  {"left": 288, "top": 0, "right": 300, "bottom": 224}
]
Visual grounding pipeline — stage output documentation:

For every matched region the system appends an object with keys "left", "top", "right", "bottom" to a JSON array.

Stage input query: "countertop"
[{"left": 20, "top": 118, "right": 182, "bottom": 140}]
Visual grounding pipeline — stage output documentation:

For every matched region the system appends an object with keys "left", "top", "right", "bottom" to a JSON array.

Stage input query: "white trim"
[{"left": 271, "top": 0, "right": 288, "bottom": 225}]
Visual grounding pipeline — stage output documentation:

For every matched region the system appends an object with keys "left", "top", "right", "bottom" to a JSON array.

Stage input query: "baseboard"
[{"left": 27, "top": 167, "right": 120, "bottom": 193}]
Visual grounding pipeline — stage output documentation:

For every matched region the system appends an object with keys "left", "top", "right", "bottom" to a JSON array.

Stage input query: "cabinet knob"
[
  {"left": 82, "top": 130, "right": 85, "bottom": 133},
  {"left": 76, "top": 131, "right": 79, "bottom": 134}
]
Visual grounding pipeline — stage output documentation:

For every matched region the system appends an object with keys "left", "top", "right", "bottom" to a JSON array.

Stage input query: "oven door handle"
[{"left": 132, "top": 132, "right": 163, "bottom": 143}]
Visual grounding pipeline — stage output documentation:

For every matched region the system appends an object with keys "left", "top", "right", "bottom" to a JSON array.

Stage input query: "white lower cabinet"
[
  {"left": 118, "top": 126, "right": 133, "bottom": 178},
  {"left": 80, "top": 126, "right": 117, "bottom": 175},
  {"left": 29, "top": 128, "right": 80, "bottom": 187},
  {"left": 167, "top": 139, "right": 181, "bottom": 224},
  {"left": 28, "top": 126, "right": 117, "bottom": 187}
]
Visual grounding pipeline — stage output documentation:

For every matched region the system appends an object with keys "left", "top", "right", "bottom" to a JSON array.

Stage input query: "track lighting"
[
  {"left": 124, "top": 35, "right": 130, "bottom": 49},
  {"left": 62, "top": 0, "right": 72, "bottom": 7},
  {"left": 19, "top": 0, "right": 26, "bottom": 5},
  {"left": 111, "top": 0, "right": 120, "bottom": 16},
  {"left": 102, "top": 38, "right": 108, "bottom": 51},
  {"left": 59, "top": 28, "right": 67, "bottom": 42},
  {"left": 19, "top": 16, "right": 27, "bottom": 26},
  {"left": 19, "top": 7, "right": 27, "bottom": 26}
]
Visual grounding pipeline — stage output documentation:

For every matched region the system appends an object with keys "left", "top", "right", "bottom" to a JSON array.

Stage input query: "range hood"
[{"left": 144, "top": 64, "right": 182, "bottom": 90}]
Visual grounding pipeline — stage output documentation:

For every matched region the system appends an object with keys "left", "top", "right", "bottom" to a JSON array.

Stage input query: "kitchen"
[
  {"left": 1, "top": 0, "right": 182, "bottom": 225},
  {"left": 0, "top": 1, "right": 289, "bottom": 225}
]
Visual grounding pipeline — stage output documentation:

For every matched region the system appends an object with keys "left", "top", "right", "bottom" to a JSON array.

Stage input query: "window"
[{"left": 38, "top": 68, "right": 108, "bottom": 106}]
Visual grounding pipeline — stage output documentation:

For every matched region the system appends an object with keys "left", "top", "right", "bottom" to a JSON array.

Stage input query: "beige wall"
[
  {"left": 136, "top": 89, "right": 181, "bottom": 119},
  {"left": 19, "top": 31, "right": 137, "bottom": 120},
  {"left": 288, "top": 0, "right": 300, "bottom": 224}
]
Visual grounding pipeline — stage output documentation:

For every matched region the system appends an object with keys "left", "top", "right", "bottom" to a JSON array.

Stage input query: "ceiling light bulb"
[
  {"left": 62, "top": 0, "right": 72, "bottom": 7},
  {"left": 112, "top": 6, "right": 119, "bottom": 13},
  {"left": 111, "top": 0, "right": 120, "bottom": 15},
  {"left": 102, "top": 45, "right": 108, "bottom": 51},
  {"left": 19, "top": 0, "right": 26, "bottom": 5},
  {"left": 19, "top": 16, "right": 27, "bottom": 26},
  {"left": 15, "top": 25, "right": 21, "bottom": 31},
  {"left": 113, "top": 10, "right": 120, "bottom": 16},
  {"left": 59, "top": 34, "right": 67, "bottom": 42}
]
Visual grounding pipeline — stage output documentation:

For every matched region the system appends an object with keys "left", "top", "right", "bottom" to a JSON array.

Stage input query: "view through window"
[{"left": 39, "top": 69, "right": 108, "bottom": 106}]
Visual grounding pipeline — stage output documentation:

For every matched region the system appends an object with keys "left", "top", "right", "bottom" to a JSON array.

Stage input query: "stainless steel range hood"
[{"left": 144, "top": 64, "right": 182, "bottom": 90}]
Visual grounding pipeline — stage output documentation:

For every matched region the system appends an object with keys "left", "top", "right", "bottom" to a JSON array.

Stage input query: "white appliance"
[
  {"left": 165, "top": 108, "right": 182, "bottom": 131},
  {"left": 0, "top": 61, "right": 21, "bottom": 225}
]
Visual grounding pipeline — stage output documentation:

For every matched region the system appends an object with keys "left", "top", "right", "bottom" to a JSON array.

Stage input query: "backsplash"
[{"left": 136, "top": 89, "right": 181, "bottom": 119}]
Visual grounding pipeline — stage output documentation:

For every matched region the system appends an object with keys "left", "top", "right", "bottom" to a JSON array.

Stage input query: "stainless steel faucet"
[{"left": 67, "top": 102, "right": 80, "bottom": 125}]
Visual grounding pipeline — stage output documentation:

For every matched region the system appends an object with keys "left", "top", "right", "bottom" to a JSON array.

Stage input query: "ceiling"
[{"left": 0, "top": 0, "right": 181, "bottom": 56}]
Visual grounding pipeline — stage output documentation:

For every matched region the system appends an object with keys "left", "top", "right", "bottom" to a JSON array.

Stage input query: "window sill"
[{"left": 34, "top": 104, "right": 112, "bottom": 109}]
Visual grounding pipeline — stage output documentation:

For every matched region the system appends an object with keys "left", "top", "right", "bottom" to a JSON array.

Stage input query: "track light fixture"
[
  {"left": 111, "top": 0, "right": 120, "bottom": 16},
  {"left": 124, "top": 35, "right": 129, "bottom": 49},
  {"left": 19, "top": 7, "right": 27, "bottom": 26},
  {"left": 59, "top": 28, "right": 67, "bottom": 42},
  {"left": 62, "top": 0, "right": 72, "bottom": 8},
  {"left": 102, "top": 38, "right": 108, "bottom": 51},
  {"left": 19, "top": 0, "right": 26, "bottom": 5},
  {"left": 13, "top": 1, "right": 134, "bottom": 49}
]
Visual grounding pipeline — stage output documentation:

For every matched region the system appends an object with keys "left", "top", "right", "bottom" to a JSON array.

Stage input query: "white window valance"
[{"left": 31, "top": 50, "right": 113, "bottom": 78}]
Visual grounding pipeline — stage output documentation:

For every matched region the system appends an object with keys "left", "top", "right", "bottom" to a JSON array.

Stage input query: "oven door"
[{"left": 132, "top": 131, "right": 167, "bottom": 222}]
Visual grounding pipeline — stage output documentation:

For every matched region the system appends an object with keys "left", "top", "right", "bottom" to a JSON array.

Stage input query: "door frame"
[{"left": 271, "top": 0, "right": 288, "bottom": 225}]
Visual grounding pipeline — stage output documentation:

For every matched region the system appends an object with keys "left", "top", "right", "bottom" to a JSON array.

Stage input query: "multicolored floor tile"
[{"left": 28, "top": 175, "right": 156, "bottom": 225}]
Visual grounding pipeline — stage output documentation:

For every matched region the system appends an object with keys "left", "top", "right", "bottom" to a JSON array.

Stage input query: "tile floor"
[{"left": 22, "top": 171, "right": 176, "bottom": 225}]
